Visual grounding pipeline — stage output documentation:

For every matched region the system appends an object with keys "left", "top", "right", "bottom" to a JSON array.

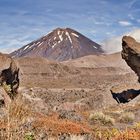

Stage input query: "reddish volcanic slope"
[{"left": 10, "top": 28, "right": 104, "bottom": 61}]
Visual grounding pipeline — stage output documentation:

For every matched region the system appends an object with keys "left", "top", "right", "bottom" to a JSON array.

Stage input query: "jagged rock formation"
[
  {"left": 110, "top": 36, "right": 140, "bottom": 103},
  {"left": 122, "top": 36, "right": 140, "bottom": 82},
  {"left": 10, "top": 28, "right": 104, "bottom": 61},
  {"left": 0, "top": 53, "right": 19, "bottom": 103}
]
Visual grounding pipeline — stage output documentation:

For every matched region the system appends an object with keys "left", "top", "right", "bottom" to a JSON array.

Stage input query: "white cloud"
[
  {"left": 0, "top": 37, "right": 31, "bottom": 53},
  {"left": 106, "top": 32, "right": 113, "bottom": 35},
  {"left": 0, "top": 47, "right": 18, "bottom": 54},
  {"left": 0, "top": 25, "right": 54, "bottom": 54},
  {"left": 118, "top": 21, "right": 132, "bottom": 26},
  {"left": 102, "top": 28, "right": 140, "bottom": 54},
  {"left": 101, "top": 36, "right": 122, "bottom": 54},
  {"left": 90, "top": 30, "right": 97, "bottom": 34},
  {"left": 128, "top": 14, "right": 135, "bottom": 20}
]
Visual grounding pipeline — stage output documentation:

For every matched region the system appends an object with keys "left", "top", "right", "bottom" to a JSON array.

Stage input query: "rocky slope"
[
  {"left": 10, "top": 28, "right": 104, "bottom": 61},
  {"left": 0, "top": 39, "right": 140, "bottom": 139}
]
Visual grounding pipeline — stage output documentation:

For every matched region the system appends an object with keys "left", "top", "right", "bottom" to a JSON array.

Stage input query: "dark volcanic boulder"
[
  {"left": 110, "top": 83, "right": 140, "bottom": 103},
  {"left": 0, "top": 53, "right": 19, "bottom": 100}
]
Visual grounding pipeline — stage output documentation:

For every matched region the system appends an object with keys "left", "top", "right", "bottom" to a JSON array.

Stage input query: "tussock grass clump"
[
  {"left": 89, "top": 112, "right": 115, "bottom": 126},
  {"left": 92, "top": 127, "right": 119, "bottom": 140},
  {"left": 0, "top": 94, "right": 34, "bottom": 140},
  {"left": 114, "top": 129, "right": 140, "bottom": 140},
  {"left": 134, "top": 122, "right": 140, "bottom": 129},
  {"left": 8, "top": 95, "right": 32, "bottom": 121},
  {"left": 119, "top": 112, "right": 135, "bottom": 123}
]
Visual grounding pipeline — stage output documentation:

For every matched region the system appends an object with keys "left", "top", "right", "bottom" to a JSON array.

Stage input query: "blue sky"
[{"left": 0, "top": 0, "right": 140, "bottom": 53}]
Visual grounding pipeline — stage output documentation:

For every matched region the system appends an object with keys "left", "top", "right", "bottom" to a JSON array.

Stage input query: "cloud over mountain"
[{"left": 102, "top": 29, "right": 140, "bottom": 53}]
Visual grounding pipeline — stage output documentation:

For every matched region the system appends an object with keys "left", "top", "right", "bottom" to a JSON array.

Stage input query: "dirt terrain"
[
  {"left": 63, "top": 52, "right": 129, "bottom": 69},
  {"left": 0, "top": 49, "right": 140, "bottom": 139},
  {"left": 12, "top": 53, "right": 140, "bottom": 138}
]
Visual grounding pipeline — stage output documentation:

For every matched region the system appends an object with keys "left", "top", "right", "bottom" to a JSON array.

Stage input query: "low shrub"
[
  {"left": 119, "top": 112, "right": 135, "bottom": 123},
  {"left": 89, "top": 112, "right": 115, "bottom": 126}
]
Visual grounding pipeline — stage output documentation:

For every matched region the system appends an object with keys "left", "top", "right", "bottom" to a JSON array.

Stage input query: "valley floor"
[{"left": 0, "top": 57, "right": 140, "bottom": 139}]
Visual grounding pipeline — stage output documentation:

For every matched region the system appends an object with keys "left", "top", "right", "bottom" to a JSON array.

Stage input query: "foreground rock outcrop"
[
  {"left": 110, "top": 36, "right": 140, "bottom": 103},
  {"left": 0, "top": 53, "right": 19, "bottom": 105},
  {"left": 122, "top": 36, "right": 140, "bottom": 82}
]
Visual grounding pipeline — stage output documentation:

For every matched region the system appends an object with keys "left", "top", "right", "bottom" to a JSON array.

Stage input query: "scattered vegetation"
[
  {"left": 119, "top": 112, "right": 135, "bottom": 123},
  {"left": 0, "top": 93, "right": 139, "bottom": 139},
  {"left": 0, "top": 84, "right": 139, "bottom": 139},
  {"left": 114, "top": 129, "right": 140, "bottom": 140},
  {"left": 134, "top": 122, "right": 140, "bottom": 129},
  {"left": 89, "top": 112, "right": 115, "bottom": 126},
  {"left": 0, "top": 94, "right": 33, "bottom": 139},
  {"left": 92, "top": 127, "right": 119, "bottom": 140},
  {"left": 24, "top": 132, "right": 35, "bottom": 140},
  {"left": 2, "top": 82, "right": 12, "bottom": 93}
]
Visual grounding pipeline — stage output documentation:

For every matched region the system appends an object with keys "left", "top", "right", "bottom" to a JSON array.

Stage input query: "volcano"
[{"left": 11, "top": 28, "right": 104, "bottom": 61}]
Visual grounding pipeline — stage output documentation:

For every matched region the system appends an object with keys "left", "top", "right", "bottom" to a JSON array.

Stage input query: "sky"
[{"left": 0, "top": 0, "right": 140, "bottom": 53}]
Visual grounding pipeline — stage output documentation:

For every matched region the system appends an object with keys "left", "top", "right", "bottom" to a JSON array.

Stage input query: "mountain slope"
[{"left": 10, "top": 28, "right": 104, "bottom": 61}]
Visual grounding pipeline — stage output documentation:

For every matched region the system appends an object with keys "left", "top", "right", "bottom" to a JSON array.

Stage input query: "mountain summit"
[{"left": 11, "top": 28, "right": 104, "bottom": 61}]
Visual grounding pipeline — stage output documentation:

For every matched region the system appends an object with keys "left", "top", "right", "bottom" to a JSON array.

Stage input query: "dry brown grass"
[
  {"left": 0, "top": 94, "right": 93, "bottom": 139},
  {"left": 119, "top": 112, "right": 135, "bottom": 123},
  {"left": 114, "top": 129, "right": 140, "bottom": 140},
  {"left": 33, "top": 113, "right": 92, "bottom": 137},
  {"left": 0, "top": 88, "right": 139, "bottom": 140},
  {"left": 0, "top": 94, "right": 33, "bottom": 140}
]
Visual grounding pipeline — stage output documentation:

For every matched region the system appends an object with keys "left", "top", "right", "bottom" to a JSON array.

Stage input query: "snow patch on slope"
[
  {"left": 23, "top": 45, "right": 29, "bottom": 50},
  {"left": 38, "top": 42, "right": 44, "bottom": 47},
  {"left": 52, "top": 42, "right": 57, "bottom": 48},
  {"left": 59, "top": 34, "right": 63, "bottom": 41},
  {"left": 58, "top": 30, "right": 60, "bottom": 35},
  {"left": 93, "top": 46, "right": 97, "bottom": 49},
  {"left": 71, "top": 32, "right": 79, "bottom": 38},
  {"left": 66, "top": 32, "right": 72, "bottom": 43}
]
